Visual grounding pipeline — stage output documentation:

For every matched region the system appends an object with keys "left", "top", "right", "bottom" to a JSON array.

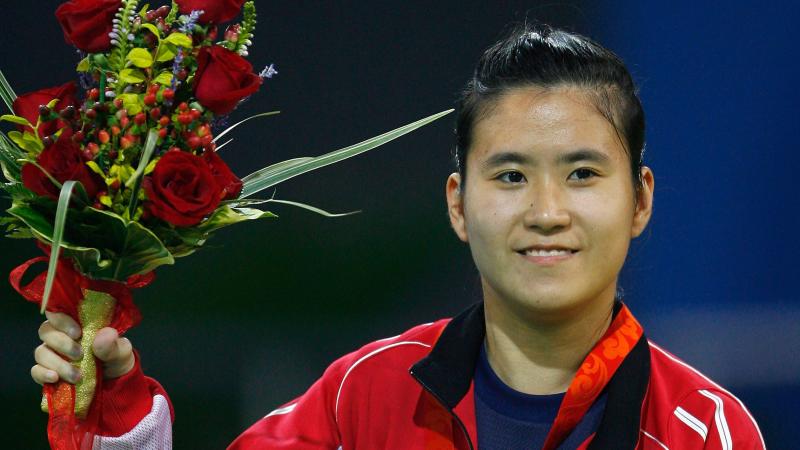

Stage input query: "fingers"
[
  {"left": 44, "top": 311, "right": 81, "bottom": 340},
  {"left": 31, "top": 364, "right": 59, "bottom": 386},
  {"left": 38, "top": 321, "right": 83, "bottom": 361},
  {"left": 34, "top": 344, "right": 81, "bottom": 384},
  {"left": 92, "top": 328, "right": 135, "bottom": 379}
]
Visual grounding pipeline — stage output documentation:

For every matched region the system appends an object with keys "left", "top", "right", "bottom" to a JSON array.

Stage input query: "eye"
[
  {"left": 568, "top": 168, "right": 598, "bottom": 182},
  {"left": 497, "top": 171, "right": 526, "bottom": 184}
]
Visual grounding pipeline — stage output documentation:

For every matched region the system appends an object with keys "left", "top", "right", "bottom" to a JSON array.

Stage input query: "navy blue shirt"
[{"left": 474, "top": 343, "right": 607, "bottom": 449}]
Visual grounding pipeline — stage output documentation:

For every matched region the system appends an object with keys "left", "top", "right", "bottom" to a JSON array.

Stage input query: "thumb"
[{"left": 92, "top": 327, "right": 135, "bottom": 379}]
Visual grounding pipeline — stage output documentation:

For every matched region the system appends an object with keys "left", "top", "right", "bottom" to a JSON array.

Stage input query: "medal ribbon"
[{"left": 541, "top": 304, "right": 643, "bottom": 450}]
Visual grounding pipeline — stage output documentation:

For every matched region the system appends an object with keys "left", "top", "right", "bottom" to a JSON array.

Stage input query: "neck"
[{"left": 483, "top": 289, "right": 615, "bottom": 395}]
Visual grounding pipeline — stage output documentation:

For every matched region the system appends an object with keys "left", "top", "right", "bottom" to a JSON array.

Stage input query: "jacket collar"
[{"left": 409, "top": 301, "right": 651, "bottom": 449}]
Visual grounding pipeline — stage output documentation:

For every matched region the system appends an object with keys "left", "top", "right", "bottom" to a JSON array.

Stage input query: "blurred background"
[{"left": 1, "top": 1, "right": 797, "bottom": 448}]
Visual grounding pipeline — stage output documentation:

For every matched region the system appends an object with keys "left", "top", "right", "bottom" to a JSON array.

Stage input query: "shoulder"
[
  {"left": 642, "top": 340, "right": 765, "bottom": 449},
  {"left": 326, "top": 318, "right": 450, "bottom": 378}
]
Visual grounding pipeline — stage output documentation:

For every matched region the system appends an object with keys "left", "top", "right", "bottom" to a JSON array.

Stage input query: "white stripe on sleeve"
[
  {"left": 674, "top": 406, "right": 709, "bottom": 441},
  {"left": 699, "top": 389, "right": 733, "bottom": 450}
]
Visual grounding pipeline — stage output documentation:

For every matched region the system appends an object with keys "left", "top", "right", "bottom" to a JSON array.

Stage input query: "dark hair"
[{"left": 454, "top": 23, "right": 646, "bottom": 192}]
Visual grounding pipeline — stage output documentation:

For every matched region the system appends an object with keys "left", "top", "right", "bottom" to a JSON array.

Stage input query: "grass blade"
[
  {"left": 215, "top": 138, "right": 234, "bottom": 151},
  {"left": 0, "top": 70, "right": 17, "bottom": 113},
  {"left": 41, "top": 180, "right": 77, "bottom": 313},
  {"left": 126, "top": 129, "right": 159, "bottom": 217},
  {"left": 240, "top": 157, "right": 314, "bottom": 184},
  {"left": 240, "top": 109, "right": 453, "bottom": 198},
  {"left": 264, "top": 198, "right": 359, "bottom": 217},
  {"left": 213, "top": 111, "right": 280, "bottom": 145}
]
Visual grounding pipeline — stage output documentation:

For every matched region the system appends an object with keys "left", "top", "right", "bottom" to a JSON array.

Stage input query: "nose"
[{"left": 522, "top": 178, "right": 571, "bottom": 233}]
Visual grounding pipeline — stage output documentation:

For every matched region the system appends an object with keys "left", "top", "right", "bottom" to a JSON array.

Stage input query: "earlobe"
[
  {"left": 445, "top": 173, "right": 469, "bottom": 242},
  {"left": 631, "top": 167, "right": 655, "bottom": 238}
]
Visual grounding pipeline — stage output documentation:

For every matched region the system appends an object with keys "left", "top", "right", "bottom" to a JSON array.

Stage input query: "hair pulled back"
[{"left": 455, "top": 23, "right": 646, "bottom": 191}]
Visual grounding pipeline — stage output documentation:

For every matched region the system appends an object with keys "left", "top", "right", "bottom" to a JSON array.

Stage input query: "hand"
[{"left": 31, "top": 311, "right": 136, "bottom": 385}]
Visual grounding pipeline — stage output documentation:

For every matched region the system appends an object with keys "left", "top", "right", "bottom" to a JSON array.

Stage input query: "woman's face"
[{"left": 446, "top": 86, "right": 654, "bottom": 322}]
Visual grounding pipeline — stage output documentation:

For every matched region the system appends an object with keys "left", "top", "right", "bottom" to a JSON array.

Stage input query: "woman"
[{"left": 31, "top": 24, "right": 764, "bottom": 449}]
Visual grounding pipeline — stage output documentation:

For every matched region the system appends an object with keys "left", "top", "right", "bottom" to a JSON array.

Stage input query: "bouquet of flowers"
[{"left": 0, "top": 1, "right": 450, "bottom": 448}]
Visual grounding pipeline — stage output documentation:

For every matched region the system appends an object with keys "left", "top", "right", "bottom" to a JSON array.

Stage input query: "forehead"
[{"left": 469, "top": 87, "right": 627, "bottom": 165}]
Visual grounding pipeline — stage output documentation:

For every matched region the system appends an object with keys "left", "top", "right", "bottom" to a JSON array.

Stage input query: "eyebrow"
[{"left": 480, "top": 148, "right": 611, "bottom": 171}]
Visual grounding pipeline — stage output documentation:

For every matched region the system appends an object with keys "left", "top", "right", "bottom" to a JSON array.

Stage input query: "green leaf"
[
  {"left": 153, "top": 72, "right": 175, "bottom": 85},
  {"left": 240, "top": 157, "right": 314, "bottom": 184},
  {"left": 45, "top": 98, "right": 60, "bottom": 110},
  {"left": 141, "top": 23, "right": 161, "bottom": 39},
  {"left": 155, "top": 44, "right": 177, "bottom": 62},
  {"left": 119, "top": 68, "right": 146, "bottom": 84},
  {"left": 76, "top": 57, "right": 90, "bottom": 72},
  {"left": 0, "top": 132, "right": 24, "bottom": 181},
  {"left": 163, "top": 32, "right": 192, "bottom": 48},
  {"left": 118, "top": 93, "right": 143, "bottom": 115},
  {"left": 8, "top": 130, "right": 42, "bottom": 153},
  {"left": 127, "top": 48, "right": 154, "bottom": 68},
  {"left": 240, "top": 109, "right": 454, "bottom": 198},
  {"left": 8, "top": 203, "right": 174, "bottom": 280},
  {"left": 1, "top": 114, "right": 32, "bottom": 127},
  {"left": 41, "top": 181, "right": 77, "bottom": 312},
  {"left": 213, "top": 111, "right": 280, "bottom": 144}
]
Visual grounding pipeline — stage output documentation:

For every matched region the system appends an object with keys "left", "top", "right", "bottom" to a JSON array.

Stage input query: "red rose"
[
  {"left": 20, "top": 137, "right": 104, "bottom": 200},
  {"left": 55, "top": 0, "right": 121, "bottom": 53},
  {"left": 203, "top": 149, "right": 242, "bottom": 200},
  {"left": 143, "top": 151, "right": 222, "bottom": 227},
  {"left": 176, "top": 0, "right": 246, "bottom": 24},
  {"left": 12, "top": 82, "right": 78, "bottom": 137},
  {"left": 193, "top": 46, "right": 261, "bottom": 115}
]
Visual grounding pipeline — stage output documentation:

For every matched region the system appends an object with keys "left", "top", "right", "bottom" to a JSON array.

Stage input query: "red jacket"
[{"left": 98, "top": 302, "right": 765, "bottom": 449}]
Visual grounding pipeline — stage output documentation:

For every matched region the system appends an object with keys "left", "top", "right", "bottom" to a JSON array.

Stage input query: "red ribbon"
[
  {"left": 9, "top": 249, "right": 153, "bottom": 450},
  {"left": 541, "top": 304, "right": 644, "bottom": 450}
]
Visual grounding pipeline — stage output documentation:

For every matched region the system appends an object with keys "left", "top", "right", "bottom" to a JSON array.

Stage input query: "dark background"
[{"left": 1, "top": 1, "right": 798, "bottom": 448}]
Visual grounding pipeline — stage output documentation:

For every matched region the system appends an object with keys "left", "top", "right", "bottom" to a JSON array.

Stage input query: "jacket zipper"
[{"left": 409, "top": 370, "right": 475, "bottom": 450}]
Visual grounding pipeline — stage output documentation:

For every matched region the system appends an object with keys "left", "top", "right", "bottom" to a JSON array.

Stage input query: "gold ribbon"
[{"left": 41, "top": 289, "right": 116, "bottom": 419}]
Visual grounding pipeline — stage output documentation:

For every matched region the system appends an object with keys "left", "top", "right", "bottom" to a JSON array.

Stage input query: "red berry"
[
  {"left": 120, "top": 116, "right": 130, "bottom": 128},
  {"left": 177, "top": 70, "right": 188, "bottom": 80},
  {"left": 178, "top": 102, "right": 189, "bottom": 112},
  {"left": 111, "top": 126, "right": 121, "bottom": 136},
  {"left": 113, "top": 98, "right": 124, "bottom": 109},
  {"left": 178, "top": 113, "right": 193, "bottom": 125},
  {"left": 158, "top": 128, "right": 168, "bottom": 139},
  {"left": 72, "top": 131, "right": 85, "bottom": 142},
  {"left": 98, "top": 130, "right": 110, "bottom": 144},
  {"left": 189, "top": 109, "right": 201, "bottom": 120},
  {"left": 42, "top": 136, "right": 54, "bottom": 147},
  {"left": 87, "top": 142, "right": 100, "bottom": 155},
  {"left": 88, "top": 88, "right": 99, "bottom": 100},
  {"left": 201, "top": 135, "right": 213, "bottom": 147},
  {"left": 144, "top": 93, "right": 157, "bottom": 106},
  {"left": 187, "top": 136, "right": 202, "bottom": 149},
  {"left": 134, "top": 112, "right": 147, "bottom": 125},
  {"left": 110, "top": 179, "right": 121, "bottom": 190},
  {"left": 149, "top": 107, "right": 161, "bottom": 119},
  {"left": 159, "top": 116, "right": 170, "bottom": 127},
  {"left": 82, "top": 149, "right": 94, "bottom": 160},
  {"left": 93, "top": 201, "right": 104, "bottom": 210},
  {"left": 149, "top": 84, "right": 159, "bottom": 94},
  {"left": 169, "top": 146, "right": 182, "bottom": 153},
  {"left": 163, "top": 89, "right": 175, "bottom": 101},
  {"left": 86, "top": 109, "right": 97, "bottom": 120},
  {"left": 120, "top": 136, "right": 133, "bottom": 148}
]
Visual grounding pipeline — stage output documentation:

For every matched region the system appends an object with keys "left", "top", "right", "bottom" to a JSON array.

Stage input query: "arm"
[{"left": 668, "top": 389, "right": 765, "bottom": 449}]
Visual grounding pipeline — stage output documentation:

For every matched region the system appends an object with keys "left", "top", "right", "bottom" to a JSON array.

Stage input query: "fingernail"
[
  {"left": 72, "top": 348, "right": 84, "bottom": 361},
  {"left": 71, "top": 370, "right": 81, "bottom": 383},
  {"left": 68, "top": 327, "right": 81, "bottom": 340},
  {"left": 46, "top": 371, "right": 58, "bottom": 383}
]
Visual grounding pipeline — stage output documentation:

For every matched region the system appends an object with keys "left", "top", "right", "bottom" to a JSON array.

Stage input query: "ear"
[
  {"left": 446, "top": 172, "right": 469, "bottom": 242},
  {"left": 631, "top": 166, "right": 654, "bottom": 238}
]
